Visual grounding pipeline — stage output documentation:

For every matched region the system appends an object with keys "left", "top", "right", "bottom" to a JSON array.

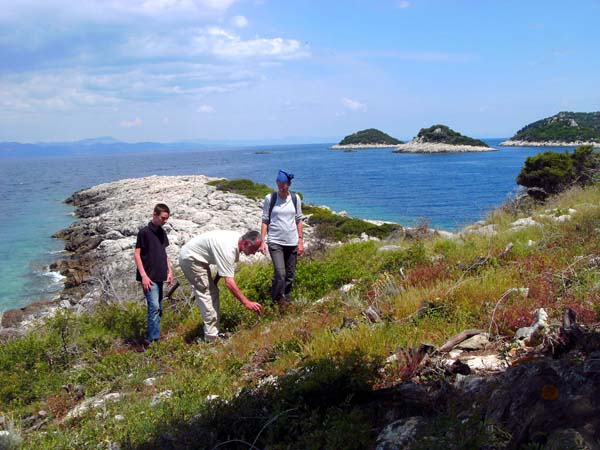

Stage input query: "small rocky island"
[
  {"left": 330, "top": 128, "right": 403, "bottom": 149},
  {"left": 394, "top": 124, "right": 493, "bottom": 153},
  {"left": 501, "top": 111, "right": 600, "bottom": 147}
]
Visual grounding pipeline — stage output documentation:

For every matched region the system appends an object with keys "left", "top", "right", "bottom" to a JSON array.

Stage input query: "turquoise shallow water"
[{"left": 0, "top": 140, "right": 569, "bottom": 310}]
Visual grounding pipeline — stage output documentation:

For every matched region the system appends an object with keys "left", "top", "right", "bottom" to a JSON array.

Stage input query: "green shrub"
[
  {"left": 379, "top": 242, "right": 427, "bottom": 273},
  {"left": 206, "top": 178, "right": 271, "bottom": 200},
  {"left": 304, "top": 204, "right": 401, "bottom": 241},
  {"left": 571, "top": 144, "right": 600, "bottom": 185},
  {"left": 294, "top": 242, "right": 379, "bottom": 299},
  {"left": 517, "top": 146, "right": 599, "bottom": 200},
  {"left": 517, "top": 151, "right": 575, "bottom": 200},
  {"left": 95, "top": 303, "right": 147, "bottom": 341},
  {"left": 0, "top": 333, "right": 62, "bottom": 408}
]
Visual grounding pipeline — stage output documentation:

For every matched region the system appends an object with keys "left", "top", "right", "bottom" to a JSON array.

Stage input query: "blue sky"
[{"left": 1, "top": 0, "right": 599, "bottom": 143}]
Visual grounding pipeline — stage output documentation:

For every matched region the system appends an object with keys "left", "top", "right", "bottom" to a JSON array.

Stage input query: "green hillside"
[
  {"left": 338, "top": 128, "right": 403, "bottom": 145},
  {"left": 414, "top": 124, "right": 489, "bottom": 147},
  {"left": 3, "top": 180, "right": 600, "bottom": 449},
  {"left": 509, "top": 111, "right": 600, "bottom": 142}
]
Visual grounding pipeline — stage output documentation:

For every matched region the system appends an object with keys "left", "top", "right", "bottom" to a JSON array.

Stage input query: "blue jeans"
[{"left": 144, "top": 282, "right": 163, "bottom": 342}]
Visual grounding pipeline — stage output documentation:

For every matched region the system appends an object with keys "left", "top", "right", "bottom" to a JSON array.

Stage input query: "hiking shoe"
[
  {"left": 276, "top": 297, "right": 294, "bottom": 314},
  {"left": 204, "top": 332, "right": 231, "bottom": 343}
]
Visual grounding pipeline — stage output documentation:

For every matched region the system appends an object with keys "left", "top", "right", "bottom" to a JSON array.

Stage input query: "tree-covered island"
[
  {"left": 501, "top": 111, "right": 600, "bottom": 147},
  {"left": 394, "top": 124, "right": 493, "bottom": 153},
  {"left": 330, "top": 128, "right": 403, "bottom": 149}
]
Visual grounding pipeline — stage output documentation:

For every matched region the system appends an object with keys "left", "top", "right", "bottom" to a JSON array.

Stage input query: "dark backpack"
[{"left": 267, "top": 191, "right": 299, "bottom": 224}]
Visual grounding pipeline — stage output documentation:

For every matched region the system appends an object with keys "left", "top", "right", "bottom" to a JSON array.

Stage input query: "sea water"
[{"left": 0, "top": 140, "right": 565, "bottom": 310}]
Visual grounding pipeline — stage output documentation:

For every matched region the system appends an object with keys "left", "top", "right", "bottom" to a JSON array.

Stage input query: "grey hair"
[{"left": 241, "top": 230, "right": 261, "bottom": 245}]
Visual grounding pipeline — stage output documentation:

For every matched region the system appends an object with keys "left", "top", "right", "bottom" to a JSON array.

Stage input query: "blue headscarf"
[{"left": 276, "top": 170, "right": 294, "bottom": 184}]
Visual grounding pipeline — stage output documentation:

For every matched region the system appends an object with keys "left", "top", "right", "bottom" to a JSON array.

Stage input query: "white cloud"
[
  {"left": 120, "top": 117, "right": 143, "bottom": 127},
  {"left": 213, "top": 35, "right": 309, "bottom": 59},
  {"left": 231, "top": 15, "right": 248, "bottom": 28},
  {"left": 0, "top": 72, "right": 122, "bottom": 113},
  {"left": 119, "top": 27, "right": 309, "bottom": 61},
  {"left": 197, "top": 104, "right": 215, "bottom": 113},
  {"left": 396, "top": 1, "right": 411, "bottom": 9},
  {"left": 341, "top": 97, "right": 366, "bottom": 112}
]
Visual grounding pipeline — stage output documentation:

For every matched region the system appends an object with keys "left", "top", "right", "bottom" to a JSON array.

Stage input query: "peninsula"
[
  {"left": 394, "top": 124, "right": 493, "bottom": 153},
  {"left": 330, "top": 128, "right": 403, "bottom": 149},
  {"left": 500, "top": 111, "right": 600, "bottom": 147},
  {"left": 0, "top": 176, "right": 406, "bottom": 336}
]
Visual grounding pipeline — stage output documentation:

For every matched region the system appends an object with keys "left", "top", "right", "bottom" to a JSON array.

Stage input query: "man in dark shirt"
[{"left": 134, "top": 203, "right": 173, "bottom": 344}]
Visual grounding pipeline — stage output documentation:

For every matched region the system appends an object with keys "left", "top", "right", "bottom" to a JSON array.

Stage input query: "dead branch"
[
  {"left": 438, "top": 329, "right": 485, "bottom": 353},
  {"left": 487, "top": 288, "right": 525, "bottom": 337}
]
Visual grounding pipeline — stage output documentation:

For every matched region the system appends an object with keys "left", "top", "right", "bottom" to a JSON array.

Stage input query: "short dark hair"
[
  {"left": 154, "top": 203, "right": 170, "bottom": 215},
  {"left": 241, "top": 230, "right": 261, "bottom": 245}
]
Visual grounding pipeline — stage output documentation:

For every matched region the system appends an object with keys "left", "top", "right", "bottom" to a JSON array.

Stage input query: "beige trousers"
[{"left": 179, "top": 256, "right": 220, "bottom": 340}]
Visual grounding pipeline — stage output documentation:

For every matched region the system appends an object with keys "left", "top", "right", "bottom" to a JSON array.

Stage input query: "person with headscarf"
[{"left": 260, "top": 170, "right": 303, "bottom": 309}]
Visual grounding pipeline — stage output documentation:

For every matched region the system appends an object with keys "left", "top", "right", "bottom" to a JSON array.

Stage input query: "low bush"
[
  {"left": 206, "top": 178, "right": 272, "bottom": 200},
  {"left": 517, "top": 145, "right": 599, "bottom": 200}
]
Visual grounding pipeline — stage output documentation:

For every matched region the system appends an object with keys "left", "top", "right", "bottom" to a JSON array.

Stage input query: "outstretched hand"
[{"left": 244, "top": 301, "right": 262, "bottom": 313}]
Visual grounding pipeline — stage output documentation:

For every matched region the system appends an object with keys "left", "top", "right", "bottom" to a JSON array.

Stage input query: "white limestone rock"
[{"left": 54, "top": 175, "right": 316, "bottom": 307}]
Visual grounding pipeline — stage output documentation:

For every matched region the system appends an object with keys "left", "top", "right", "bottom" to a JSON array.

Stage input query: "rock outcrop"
[
  {"left": 54, "top": 175, "right": 316, "bottom": 302},
  {"left": 2, "top": 175, "right": 316, "bottom": 333},
  {"left": 374, "top": 312, "right": 600, "bottom": 449},
  {"left": 394, "top": 125, "right": 493, "bottom": 153}
]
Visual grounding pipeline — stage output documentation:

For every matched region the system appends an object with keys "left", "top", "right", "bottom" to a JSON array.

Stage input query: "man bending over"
[{"left": 179, "top": 229, "right": 263, "bottom": 342}]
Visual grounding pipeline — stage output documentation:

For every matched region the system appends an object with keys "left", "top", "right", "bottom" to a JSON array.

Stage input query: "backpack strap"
[
  {"left": 267, "top": 191, "right": 299, "bottom": 223},
  {"left": 267, "top": 192, "right": 277, "bottom": 224},
  {"left": 290, "top": 192, "right": 298, "bottom": 214}
]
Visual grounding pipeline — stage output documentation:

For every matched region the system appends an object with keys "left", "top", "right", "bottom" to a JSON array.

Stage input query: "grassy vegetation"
[
  {"left": 206, "top": 178, "right": 272, "bottom": 200},
  {"left": 3, "top": 185, "right": 600, "bottom": 448},
  {"left": 302, "top": 204, "right": 402, "bottom": 241}
]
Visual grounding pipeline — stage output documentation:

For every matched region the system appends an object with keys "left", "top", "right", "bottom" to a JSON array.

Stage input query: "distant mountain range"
[{"left": 0, "top": 136, "right": 341, "bottom": 157}]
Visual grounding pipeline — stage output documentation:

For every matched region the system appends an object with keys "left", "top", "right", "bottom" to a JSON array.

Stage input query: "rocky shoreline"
[
  {"left": 0, "top": 174, "right": 459, "bottom": 339},
  {"left": 1, "top": 175, "right": 315, "bottom": 339},
  {"left": 499, "top": 139, "right": 600, "bottom": 147},
  {"left": 393, "top": 141, "right": 495, "bottom": 153}
]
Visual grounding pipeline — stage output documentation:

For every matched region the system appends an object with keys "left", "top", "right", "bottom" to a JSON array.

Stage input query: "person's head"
[
  {"left": 239, "top": 230, "right": 262, "bottom": 255},
  {"left": 152, "top": 203, "right": 170, "bottom": 227},
  {"left": 276, "top": 170, "right": 294, "bottom": 194}
]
